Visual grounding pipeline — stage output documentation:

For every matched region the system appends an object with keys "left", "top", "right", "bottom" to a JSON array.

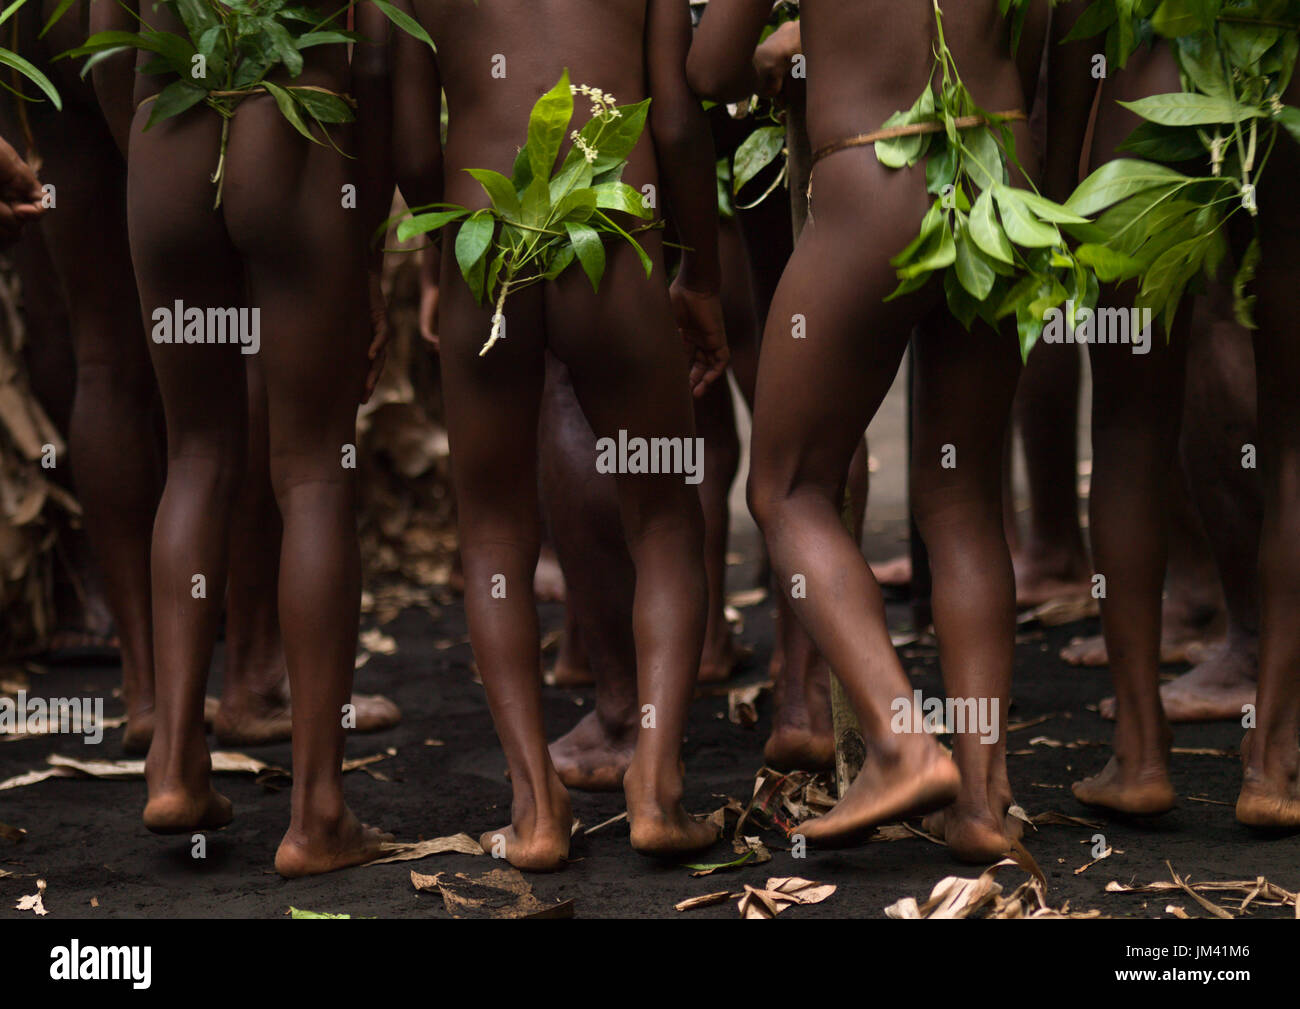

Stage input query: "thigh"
[
  {"left": 127, "top": 108, "right": 248, "bottom": 450},
  {"left": 749, "top": 149, "right": 933, "bottom": 497}
]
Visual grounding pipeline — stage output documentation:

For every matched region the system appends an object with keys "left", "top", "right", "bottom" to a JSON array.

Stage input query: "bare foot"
[
  {"left": 143, "top": 787, "right": 233, "bottom": 835},
  {"left": 480, "top": 769, "right": 572, "bottom": 871},
  {"left": 1012, "top": 545, "right": 1091, "bottom": 608},
  {"left": 533, "top": 545, "right": 566, "bottom": 603},
  {"left": 549, "top": 710, "right": 636, "bottom": 791},
  {"left": 923, "top": 759, "right": 1023, "bottom": 862},
  {"left": 869, "top": 555, "right": 912, "bottom": 587},
  {"left": 764, "top": 726, "right": 834, "bottom": 772},
  {"left": 213, "top": 692, "right": 400, "bottom": 747},
  {"left": 548, "top": 631, "right": 594, "bottom": 687},
  {"left": 1098, "top": 639, "right": 1257, "bottom": 722},
  {"left": 698, "top": 629, "right": 746, "bottom": 684},
  {"left": 1072, "top": 755, "right": 1175, "bottom": 815},
  {"left": 796, "top": 741, "right": 960, "bottom": 847},
  {"left": 1235, "top": 732, "right": 1300, "bottom": 828},
  {"left": 275, "top": 808, "right": 394, "bottom": 877},
  {"left": 623, "top": 756, "right": 719, "bottom": 857},
  {"left": 1061, "top": 632, "right": 1217, "bottom": 668},
  {"left": 122, "top": 707, "right": 156, "bottom": 757}
]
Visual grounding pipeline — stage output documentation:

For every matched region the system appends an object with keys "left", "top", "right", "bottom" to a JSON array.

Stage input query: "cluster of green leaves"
[
  {"left": 1062, "top": 0, "right": 1160, "bottom": 69},
  {"left": 396, "top": 70, "right": 654, "bottom": 356},
  {"left": 56, "top": 0, "right": 433, "bottom": 204},
  {"left": 2, "top": 0, "right": 61, "bottom": 109},
  {"left": 717, "top": 1, "right": 801, "bottom": 211},
  {"left": 881, "top": 0, "right": 1096, "bottom": 359},
  {"left": 1062, "top": 0, "right": 1300, "bottom": 328}
]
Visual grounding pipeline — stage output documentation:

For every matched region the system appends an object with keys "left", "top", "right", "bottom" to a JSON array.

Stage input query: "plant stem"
[{"left": 479, "top": 276, "right": 511, "bottom": 356}]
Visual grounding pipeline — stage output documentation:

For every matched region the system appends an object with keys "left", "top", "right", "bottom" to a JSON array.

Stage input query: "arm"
[
  {"left": 1042, "top": 0, "right": 1100, "bottom": 203},
  {"left": 89, "top": 0, "right": 138, "bottom": 157},
  {"left": 648, "top": 0, "right": 727, "bottom": 394},
  {"left": 685, "top": 0, "right": 770, "bottom": 103}
]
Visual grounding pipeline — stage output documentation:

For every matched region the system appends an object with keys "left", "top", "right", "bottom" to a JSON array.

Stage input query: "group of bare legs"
[{"left": 6, "top": 0, "right": 1300, "bottom": 883}]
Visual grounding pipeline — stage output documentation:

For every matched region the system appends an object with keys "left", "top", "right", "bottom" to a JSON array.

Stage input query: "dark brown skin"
[
  {"left": 692, "top": 0, "right": 1047, "bottom": 861},
  {"left": 369, "top": 0, "right": 728, "bottom": 870},
  {"left": 0, "top": 135, "right": 43, "bottom": 241},
  {"left": 112, "top": 0, "right": 393, "bottom": 874}
]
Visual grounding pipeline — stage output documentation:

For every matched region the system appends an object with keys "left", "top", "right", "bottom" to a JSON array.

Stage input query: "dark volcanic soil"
[{"left": 2, "top": 527, "right": 1297, "bottom": 921}]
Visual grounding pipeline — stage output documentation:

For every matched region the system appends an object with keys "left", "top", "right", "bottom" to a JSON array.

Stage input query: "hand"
[
  {"left": 0, "top": 138, "right": 44, "bottom": 247},
  {"left": 670, "top": 276, "right": 728, "bottom": 397},
  {"left": 418, "top": 246, "right": 441, "bottom": 351},
  {"left": 753, "top": 21, "right": 801, "bottom": 101},
  {"left": 362, "top": 271, "right": 388, "bottom": 404}
]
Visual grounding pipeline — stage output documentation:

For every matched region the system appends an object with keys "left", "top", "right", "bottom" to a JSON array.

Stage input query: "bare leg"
[{"left": 912, "top": 309, "right": 1024, "bottom": 862}]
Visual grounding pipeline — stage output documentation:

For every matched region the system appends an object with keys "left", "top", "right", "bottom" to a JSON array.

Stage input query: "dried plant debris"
[
  {"left": 1107, "top": 864, "right": 1298, "bottom": 919},
  {"left": 675, "top": 890, "right": 733, "bottom": 912},
  {"left": 15, "top": 878, "right": 47, "bottom": 916},
  {"left": 367, "top": 833, "right": 484, "bottom": 865},
  {"left": 1074, "top": 845, "right": 1119, "bottom": 875},
  {"left": 725, "top": 587, "right": 767, "bottom": 609},
  {"left": 0, "top": 750, "right": 400, "bottom": 790},
  {"left": 727, "top": 682, "right": 769, "bottom": 728},
  {"left": 738, "top": 877, "right": 836, "bottom": 919},
  {"left": 358, "top": 629, "right": 398, "bottom": 656},
  {"left": 584, "top": 811, "right": 627, "bottom": 837},
  {"left": 737, "top": 766, "right": 836, "bottom": 836},
  {"left": 1016, "top": 595, "right": 1098, "bottom": 627},
  {"left": 0, "top": 820, "right": 25, "bottom": 842},
  {"left": 887, "top": 859, "right": 1101, "bottom": 919},
  {"left": 411, "top": 868, "right": 574, "bottom": 919},
  {"left": 289, "top": 907, "right": 365, "bottom": 919}
]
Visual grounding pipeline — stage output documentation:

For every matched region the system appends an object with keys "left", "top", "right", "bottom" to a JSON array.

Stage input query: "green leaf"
[
  {"left": 969, "top": 188, "right": 1015, "bottom": 264},
  {"left": 1117, "top": 92, "right": 1260, "bottom": 128},
  {"left": 396, "top": 207, "right": 469, "bottom": 242},
  {"left": 455, "top": 211, "right": 496, "bottom": 303},
  {"left": 263, "top": 19, "right": 304, "bottom": 77},
  {"left": 289, "top": 87, "right": 354, "bottom": 123},
  {"left": 466, "top": 168, "right": 522, "bottom": 220},
  {"left": 591, "top": 181, "right": 650, "bottom": 218},
  {"left": 38, "top": 0, "right": 77, "bottom": 37},
  {"left": 993, "top": 186, "right": 1060, "bottom": 247},
  {"left": 527, "top": 70, "right": 574, "bottom": 182},
  {"left": 1117, "top": 121, "right": 1205, "bottom": 161},
  {"left": 1075, "top": 242, "right": 1143, "bottom": 283},
  {"left": 145, "top": 79, "right": 208, "bottom": 128},
  {"left": 1065, "top": 159, "right": 1187, "bottom": 216},
  {"left": 954, "top": 226, "right": 996, "bottom": 301},
  {"left": 565, "top": 221, "right": 605, "bottom": 291},
  {"left": 370, "top": 0, "right": 437, "bottom": 51},
  {"left": 262, "top": 80, "right": 320, "bottom": 144},
  {"left": 0, "top": 47, "right": 61, "bottom": 109},
  {"left": 732, "top": 125, "right": 785, "bottom": 194}
]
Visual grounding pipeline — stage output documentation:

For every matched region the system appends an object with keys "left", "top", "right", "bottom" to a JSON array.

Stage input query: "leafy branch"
[{"left": 396, "top": 70, "right": 655, "bottom": 356}]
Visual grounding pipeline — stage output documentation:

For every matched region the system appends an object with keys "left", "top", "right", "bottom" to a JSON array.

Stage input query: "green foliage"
[
  {"left": 1062, "top": 0, "right": 1300, "bottom": 329},
  {"left": 58, "top": 0, "right": 434, "bottom": 206},
  {"left": 397, "top": 71, "right": 654, "bottom": 356},
  {"left": 880, "top": 0, "right": 1096, "bottom": 360},
  {"left": 0, "top": 0, "right": 61, "bottom": 109}
]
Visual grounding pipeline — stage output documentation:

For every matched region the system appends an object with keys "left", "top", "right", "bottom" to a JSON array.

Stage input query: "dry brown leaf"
[
  {"left": 368, "top": 833, "right": 483, "bottom": 865},
  {"left": 675, "top": 890, "right": 733, "bottom": 912},
  {"left": 727, "top": 682, "right": 768, "bottom": 728},
  {"left": 1074, "top": 845, "right": 1116, "bottom": 875},
  {"left": 0, "top": 819, "right": 24, "bottom": 842},
  {"left": 737, "top": 876, "right": 836, "bottom": 919},
  {"left": 584, "top": 811, "right": 628, "bottom": 836},
  {"left": 725, "top": 587, "right": 767, "bottom": 609},
  {"left": 358, "top": 629, "right": 397, "bottom": 655},
  {"left": 90, "top": 896, "right": 99, "bottom": 909},
  {"left": 1031, "top": 810, "right": 1103, "bottom": 829},
  {"left": 1166, "top": 904, "right": 1191, "bottom": 919},
  {"left": 420, "top": 867, "right": 574, "bottom": 919},
  {"left": 15, "top": 878, "right": 46, "bottom": 916}
]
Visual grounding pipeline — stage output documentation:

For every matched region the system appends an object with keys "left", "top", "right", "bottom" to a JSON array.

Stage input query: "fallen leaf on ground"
[
  {"left": 727, "top": 682, "right": 768, "bottom": 728},
  {"left": 1166, "top": 904, "right": 1191, "bottom": 919},
  {"left": 685, "top": 850, "right": 756, "bottom": 877},
  {"left": 417, "top": 867, "right": 573, "bottom": 919},
  {"left": 725, "top": 587, "right": 767, "bottom": 609},
  {"left": 367, "top": 833, "right": 483, "bottom": 865},
  {"left": 1105, "top": 867, "right": 1297, "bottom": 917},
  {"left": 675, "top": 890, "right": 733, "bottom": 912},
  {"left": 1074, "top": 846, "right": 1117, "bottom": 875},
  {"left": 358, "top": 629, "right": 397, "bottom": 655},
  {"left": 0, "top": 820, "right": 24, "bottom": 841},
  {"left": 15, "top": 878, "right": 46, "bottom": 916},
  {"left": 739, "top": 876, "right": 835, "bottom": 919},
  {"left": 90, "top": 897, "right": 98, "bottom": 909},
  {"left": 289, "top": 907, "right": 359, "bottom": 919},
  {"left": 1017, "top": 595, "right": 1098, "bottom": 627},
  {"left": 1031, "top": 810, "right": 1103, "bottom": 829}
]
